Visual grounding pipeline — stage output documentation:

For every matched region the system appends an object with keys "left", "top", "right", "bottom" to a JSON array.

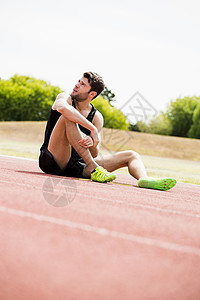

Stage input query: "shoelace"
[{"left": 95, "top": 167, "right": 110, "bottom": 179}]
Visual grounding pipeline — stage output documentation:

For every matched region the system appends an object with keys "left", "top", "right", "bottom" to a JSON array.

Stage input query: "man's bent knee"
[
  {"left": 120, "top": 150, "right": 140, "bottom": 161},
  {"left": 128, "top": 150, "right": 141, "bottom": 160}
]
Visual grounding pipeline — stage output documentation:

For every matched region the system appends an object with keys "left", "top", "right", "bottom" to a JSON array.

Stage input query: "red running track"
[{"left": 0, "top": 155, "right": 200, "bottom": 300}]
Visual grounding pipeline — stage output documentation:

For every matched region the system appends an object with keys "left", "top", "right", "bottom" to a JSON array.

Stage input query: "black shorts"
[{"left": 39, "top": 148, "right": 86, "bottom": 178}]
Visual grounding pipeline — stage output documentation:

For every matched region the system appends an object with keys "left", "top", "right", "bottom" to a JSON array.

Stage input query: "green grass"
[
  {"left": 0, "top": 138, "right": 41, "bottom": 160},
  {"left": 1, "top": 137, "right": 199, "bottom": 185},
  {"left": 99, "top": 149, "right": 200, "bottom": 185},
  {"left": 113, "top": 155, "right": 200, "bottom": 185},
  {"left": 1, "top": 122, "right": 200, "bottom": 161}
]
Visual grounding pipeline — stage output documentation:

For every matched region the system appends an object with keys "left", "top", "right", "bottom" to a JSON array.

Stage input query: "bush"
[
  {"left": 129, "top": 96, "right": 200, "bottom": 138},
  {"left": 136, "top": 120, "right": 150, "bottom": 133},
  {"left": 166, "top": 96, "right": 200, "bottom": 137},
  {"left": 129, "top": 123, "right": 140, "bottom": 132},
  {"left": 148, "top": 113, "right": 172, "bottom": 135},
  {"left": 0, "top": 74, "right": 62, "bottom": 121},
  {"left": 188, "top": 104, "right": 200, "bottom": 138},
  {"left": 92, "top": 96, "right": 129, "bottom": 130},
  {"left": 134, "top": 113, "right": 172, "bottom": 135},
  {"left": 0, "top": 74, "right": 129, "bottom": 130}
]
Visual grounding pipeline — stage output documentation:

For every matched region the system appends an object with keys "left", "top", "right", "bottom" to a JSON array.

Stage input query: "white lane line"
[
  {"left": 0, "top": 205, "right": 200, "bottom": 257},
  {"left": 0, "top": 154, "right": 37, "bottom": 161},
  {"left": 0, "top": 179, "right": 200, "bottom": 219}
]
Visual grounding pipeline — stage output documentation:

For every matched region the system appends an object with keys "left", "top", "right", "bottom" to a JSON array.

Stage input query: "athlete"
[{"left": 39, "top": 72, "right": 176, "bottom": 191}]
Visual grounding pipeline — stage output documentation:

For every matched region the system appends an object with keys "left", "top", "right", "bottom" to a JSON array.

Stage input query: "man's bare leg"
[
  {"left": 83, "top": 150, "right": 147, "bottom": 180},
  {"left": 48, "top": 115, "right": 98, "bottom": 172},
  {"left": 82, "top": 150, "right": 176, "bottom": 191}
]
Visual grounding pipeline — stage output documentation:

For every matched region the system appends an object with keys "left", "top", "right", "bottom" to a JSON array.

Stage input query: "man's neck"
[{"left": 74, "top": 99, "right": 92, "bottom": 112}]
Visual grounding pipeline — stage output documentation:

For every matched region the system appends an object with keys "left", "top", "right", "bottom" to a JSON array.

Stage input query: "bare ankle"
[{"left": 88, "top": 162, "right": 99, "bottom": 172}]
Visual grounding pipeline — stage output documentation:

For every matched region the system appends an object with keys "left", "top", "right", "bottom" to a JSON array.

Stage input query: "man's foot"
[
  {"left": 138, "top": 177, "right": 176, "bottom": 191},
  {"left": 91, "top": 166, "right": 117, "bottom": 183}
]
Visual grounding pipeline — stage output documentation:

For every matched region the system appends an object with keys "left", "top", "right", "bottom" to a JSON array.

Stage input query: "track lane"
[{"left": 0, "top": 155, "right": 200, "bottom": 300}]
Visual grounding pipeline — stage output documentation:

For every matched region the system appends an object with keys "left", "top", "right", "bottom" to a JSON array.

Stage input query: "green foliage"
[
  {"left": 92, "top": 96, "right": 129, "bottom": 130},
  {"left": 166, "top": 96, "right": 200, "bottom": 137},
  {"left": 135, "top": 96, "right": 200, "bottom": 138},
  {"left": 148, "top": 113, "right": 172, "bottom": 135},
  {"left": 136, "top": 120, "right": 150, "bottom": 133},
  {"left": 188, "top": 103, "right": 200, "bottom": 138},
  {"left": 0, "top": 74, "right": 130, "bottom": 131},
  {"left": 134, "top": 113, "right": 172, "bottom": 135},
  {"left": 129, "top": 123, "right": 140, "bottom": 132},
  {"left": 0, "top": 74, "right": 62, "bottom": 121},
  {"left": 101, "top": 86, "right": 116, "bottom": 103}
]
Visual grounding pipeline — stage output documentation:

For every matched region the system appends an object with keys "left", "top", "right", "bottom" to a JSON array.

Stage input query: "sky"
[{"left": 1, "top": 0, "right": 200, "bottom": 117}]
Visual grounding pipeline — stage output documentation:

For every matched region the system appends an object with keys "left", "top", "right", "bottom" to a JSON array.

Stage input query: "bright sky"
[{"left": 1, "top": 0, "right": 200, "bottom": 114}]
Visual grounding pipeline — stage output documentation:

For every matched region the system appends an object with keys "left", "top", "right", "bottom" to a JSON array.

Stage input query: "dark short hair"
[{"left": 83, "top": 72, "right": 105, "bottom": 99}]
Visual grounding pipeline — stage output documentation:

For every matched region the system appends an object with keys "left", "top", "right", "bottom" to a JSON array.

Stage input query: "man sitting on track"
[{"left": 39, "top": 72, "right": 176, "bottom": 191}]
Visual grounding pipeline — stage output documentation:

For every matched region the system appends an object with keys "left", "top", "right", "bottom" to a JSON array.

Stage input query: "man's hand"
[
  {"left": 78, "top": 129, "right": 100, "bottom": 149},
  {"left": 90, "top": 128, "right": 100, "bottom": 148},
  {"left": 78, "top": 134, "right": 94, "bottom": 148}
]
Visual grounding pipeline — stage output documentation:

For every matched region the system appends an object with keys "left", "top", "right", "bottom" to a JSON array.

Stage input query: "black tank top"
[{"left": 40, "top": 98, "right": 97, "bottom": 153}]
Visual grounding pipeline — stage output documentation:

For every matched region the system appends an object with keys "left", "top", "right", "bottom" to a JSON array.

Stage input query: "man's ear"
[{"left": 89, "top": 91, "right": 97, "bottom": 99}]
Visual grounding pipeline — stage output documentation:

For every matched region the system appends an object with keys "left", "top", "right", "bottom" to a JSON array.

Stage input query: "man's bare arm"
[
  {"left": 89, "top": 111, "right": 103, "bottom": 157},
  {"left": 52, "top": 93, "right": 99, "bottom": 147},
  {"left": 78, "top": 111, "right": 104, "bottom": 158}
]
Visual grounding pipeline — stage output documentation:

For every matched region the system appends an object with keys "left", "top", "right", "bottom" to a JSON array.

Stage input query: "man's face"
[{"left": 71, "top": 77, "right": 92, "bottom": 101}]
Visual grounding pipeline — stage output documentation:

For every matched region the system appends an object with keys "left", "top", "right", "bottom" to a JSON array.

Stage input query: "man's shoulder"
[
  {"left": 92, "top": 109, "right": 104, "bottom": 130},
  {"left": 94, "top": 109, "right": 103, "bottom": 118},
  {"left": 56, "top": 93, "right": 72, "bottom": 105}
]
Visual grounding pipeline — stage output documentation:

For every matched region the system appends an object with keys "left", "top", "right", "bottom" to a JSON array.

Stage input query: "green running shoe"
[
  {"left": 91, "top": 166, "right": 117, "bottom": 183},
  {"left": 138, "top": 177, "right": 176, "bottom": 191}
]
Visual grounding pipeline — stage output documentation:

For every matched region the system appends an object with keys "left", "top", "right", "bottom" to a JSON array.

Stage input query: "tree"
[
  {"left": 0, "top": 74, "right": 129, "bottom": 130},
  {"left": 148, "top": 113, "right": 172, "bottom": 135},
  {"left": 132, "top": 113, "right": 172, "bottom": 135},
  {"left": 166, "top": 96, "right": 200, "bottom": 137},
  {"left": 0, "top": 74, "right": 62, "bottom": 121},
  {"left": 92, "top": 96, "right": 129, "bottom": 130},
  {"left": 188, "top": 104, "right": 200, "bottom": 138},
  {"left": 101, "top": 86, "right": 116, "bottom": 104},
  {"left": 135, "top": 120, "right": 149, "bottom": 133}
]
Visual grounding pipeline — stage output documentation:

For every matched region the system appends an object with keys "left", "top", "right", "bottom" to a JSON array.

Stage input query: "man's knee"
[
  {"left": 59, "top": 115, "right": 71, "bottom": 125},
  {"left": 59, "top": 115, "right": 79, "bottom": 131},
  {"left": 125, "top": 150, "right": 141, "bottom": 161}
]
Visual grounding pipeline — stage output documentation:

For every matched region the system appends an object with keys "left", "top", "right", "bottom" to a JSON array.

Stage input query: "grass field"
[{"left": 1, "top": 121, "right": 200, "bottom": 185}]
